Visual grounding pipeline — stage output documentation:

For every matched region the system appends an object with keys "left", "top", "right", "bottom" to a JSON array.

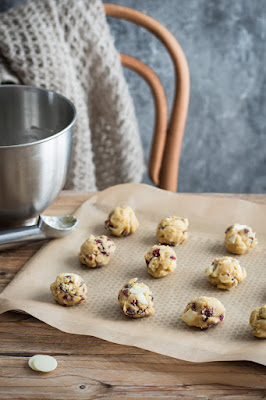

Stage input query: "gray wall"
[
  {"left": 2, "top": 0, "right": 266, "bottom": 192},
  {"left": 105, "top": 0, "right": 266, "bottom": 193}
]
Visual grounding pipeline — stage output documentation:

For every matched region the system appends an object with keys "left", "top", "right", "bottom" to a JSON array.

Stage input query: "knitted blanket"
[{"left": 0, "top": 0, "right": 145, "bottom": 191}]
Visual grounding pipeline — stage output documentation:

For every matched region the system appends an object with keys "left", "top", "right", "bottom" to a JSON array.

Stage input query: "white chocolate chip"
[
  {"left": 129, "top": 286, "right": 146, "bottom": 295},
  {"left": 222, "top": 258, "right": 232, "bottom": 265},
  {"left": 227, "top": 234, "right": 237, "bottom": 244},
  {"left": 205, "top": 266, "right": 213, "bottom": 276},
  {"left": 29, "top": 355, "right": 57, "bottom": 373},
  {"left": 135, "top": 293, "right": 148, "bottom": 305},
  {"left": 28, "top": 355, "right": 40, "bottom": 371},
  {"left": 233, "top": 224, "right": 247, "bottom": 232},
  {"left": 183, "top": 309, "right": 197, "bottom": 321},
  {"left": 33, "top": 355, "right": 57, "bottom": 373}
]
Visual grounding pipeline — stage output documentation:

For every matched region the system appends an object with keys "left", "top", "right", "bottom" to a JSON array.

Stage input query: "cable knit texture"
[{"left": 0, "top": 0, "right": 145, "bottom": 191}]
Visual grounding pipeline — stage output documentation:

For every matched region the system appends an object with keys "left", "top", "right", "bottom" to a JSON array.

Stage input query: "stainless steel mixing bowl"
[{"left": 0, "top": 85, "right": 76, "bottom": 226}]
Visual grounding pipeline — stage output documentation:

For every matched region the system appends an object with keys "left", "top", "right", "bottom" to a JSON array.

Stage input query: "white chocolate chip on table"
[
  {"left": 28, "top": 355, "right": 57, "bottom": 372},
  {"left": 225, "top": 223, "right": 257, "bottom": 255}
]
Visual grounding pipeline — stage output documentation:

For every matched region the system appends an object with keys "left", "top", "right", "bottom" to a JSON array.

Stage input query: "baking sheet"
[{"left": 0, "top": 183, "right": 265, "bottom": 365}]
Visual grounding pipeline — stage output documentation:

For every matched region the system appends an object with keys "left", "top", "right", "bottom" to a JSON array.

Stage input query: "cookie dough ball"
[
  {"left": 78, "top": 235, "right": 116, "bottom": 268},
  {"left": 225, "top": 224, "right": 257, "bottom": 255},
  {"left": 205, "top": 256, "right": 246, "bottom": 290},
  {"left": 156, "top": 216, "right": 188, "bottom": 246},
  {"left": 144, "top": 244, "right": 177, "bottom": 278},
  {"left": 118, "top": 278, "right": 154, "bottom": 318},
  {"left": 105, "top": 206, "right": 139, "bottom": 237},
  {"left": 50, "top": 273, "right": 87, "bottom": 306},
  {"left": 250, "top": 305, "right": 266, "bottom": 338},
  {"left": 182, "top": 296, "right": 225, "bottom": 329}
]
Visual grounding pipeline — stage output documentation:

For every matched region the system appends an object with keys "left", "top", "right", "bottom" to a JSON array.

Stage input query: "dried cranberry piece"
[
  {"left": 145, "top": 259, "right": 149, "bottom": 266},
  {"left": 59, "top": 284, "right": 67, "bottom": 293},
  {"left": 191, "top": 302, "right": 196, "bottom": 311},
  {"left": 126, "top": 307, "right": 136, "bottom": 316},
  {"left": 225, "top": 225, "right": 232, "bottom": 233},
  {"left": 62, "top": 295, "right": 68, "bottom": 300},
  {"left": 152, "top": 249, "right": 160, "bottom": 257},
  {"left": 131, "top": 299, "right": 138, "bottom": 306},
  {"left": 105, "top": 219, "right": 111, "bottom": 229},
  {"left": 244, "top": 228, "right": 249, "bottom": 234},
  {"left": 95, "top": 239, "right": 102, "bottom": 244},
  {"left": 122, "top": 289, "right": 129, "bottom": 297},
  {"left": 170, "top": 256, "right": 176, "bottom": 260},
  {"left": 202, "top": 307, "right": 213, "bottom": 322},
  {"left": 219, "top": 314, "right": 224, "bottom": 321},
  {"left": 80, "top": 296, "right": 85, "bottom": 301},
  {"left": 125, "top": 284, "right": 132, "bottom": 288}
]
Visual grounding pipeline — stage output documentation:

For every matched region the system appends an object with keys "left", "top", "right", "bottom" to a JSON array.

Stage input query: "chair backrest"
[{"left": 104, "top": 3, "right": 190, "bottom": 192}]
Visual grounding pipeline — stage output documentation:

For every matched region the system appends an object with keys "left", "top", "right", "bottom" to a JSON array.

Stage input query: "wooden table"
[{"left": 0, "top": 191, "right": 266, "bottom": 400}]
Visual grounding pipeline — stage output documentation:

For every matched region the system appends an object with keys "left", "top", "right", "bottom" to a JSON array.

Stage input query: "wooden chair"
[{"left": 104, "top": 3, "right": 190, "bottom": 192}]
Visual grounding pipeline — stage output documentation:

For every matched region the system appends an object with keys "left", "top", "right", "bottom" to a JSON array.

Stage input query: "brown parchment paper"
[{"left": 0, "top": 184, "right": 265, "bottom": 365}]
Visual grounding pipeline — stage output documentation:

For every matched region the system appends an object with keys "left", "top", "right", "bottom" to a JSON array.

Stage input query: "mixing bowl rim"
[{"left": 0, "top": 84, "right": 77, "bottom": 149}]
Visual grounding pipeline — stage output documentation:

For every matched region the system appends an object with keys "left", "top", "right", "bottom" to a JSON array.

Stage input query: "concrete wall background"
[
  {"left": 1, "top": 0, "right": 266, "bottom": 193},
  {"left": 105, "top": 0, "right": 266, "bottom": 193}
]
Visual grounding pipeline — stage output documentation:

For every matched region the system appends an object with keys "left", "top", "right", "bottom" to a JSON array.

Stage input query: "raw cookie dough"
[
  {"left": 250, "top": 305, "right": 266, "bottom": 338},
  {"left": 144, "top": 244, "right": 177, "bottom": 278},
  {"left": 105, "top": 205, "right": 139, "bottom": 237},
  {"left": 205, "top": 256, "right": 246, "bottom": 290},
  {"left": 78, "top": 235, "right": 116, "bottom": 268},
  {"left": 156, "top": 216, "right": 188, "bottom": 246},
  {"left": 50, "top": 273, "right": 87, "bottom": 306},
  {"left": 118, "top": 278, "right": 154, "bottom": 318},
  {"left": 182, "top": 296, "right": 225, "bottom": 329},
  {"left": 225, "top": 223, "right": 257, "bottom": 255}
]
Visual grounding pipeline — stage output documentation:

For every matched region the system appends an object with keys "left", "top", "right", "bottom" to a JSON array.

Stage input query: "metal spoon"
[{"left": 0, "top": 215, "right": 78, "bottom": 251}]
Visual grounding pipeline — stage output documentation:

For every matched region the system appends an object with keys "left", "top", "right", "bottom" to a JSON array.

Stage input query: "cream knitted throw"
[{"left": 0, "top": 0, "right": 145, "bottom": 191}]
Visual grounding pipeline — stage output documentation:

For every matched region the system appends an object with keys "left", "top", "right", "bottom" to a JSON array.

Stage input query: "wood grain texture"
[{"left": 0, "top": 190, "right": 266, "bottom": 400}]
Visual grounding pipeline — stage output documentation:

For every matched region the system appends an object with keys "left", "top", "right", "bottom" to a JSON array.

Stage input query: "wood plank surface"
[{"left": 0, "top": 190, "right": 266, "bottom": 400}]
